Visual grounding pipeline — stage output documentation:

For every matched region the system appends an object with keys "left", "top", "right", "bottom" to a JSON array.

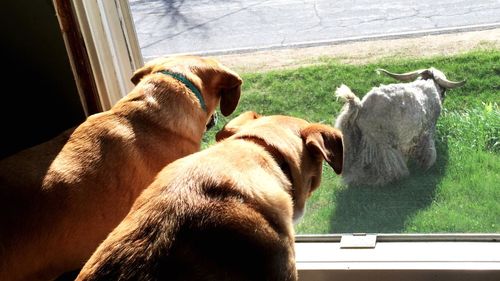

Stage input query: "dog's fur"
[
  {"left": 0, "top": 55, "right": 242, "bottom": 281},
  {"left": 75, "top": 111, "right": 343, "bottom": 281}
]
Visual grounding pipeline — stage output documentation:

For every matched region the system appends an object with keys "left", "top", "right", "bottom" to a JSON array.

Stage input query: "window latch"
[{"left": 340, "top": 233, "right": 377, "bottom": 249}]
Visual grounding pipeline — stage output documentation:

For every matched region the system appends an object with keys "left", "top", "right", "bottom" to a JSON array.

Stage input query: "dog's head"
[
  {"left": 130, "top": 55, "right": 242, "bottom": 129},
  {"left": 216, "top": 111, "right": 343, "bottom": 223}
]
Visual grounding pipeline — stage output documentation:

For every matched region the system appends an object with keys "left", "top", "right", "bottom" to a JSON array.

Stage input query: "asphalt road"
[{"left": 129, "top": 0, "right": 500, "bottom": 60}]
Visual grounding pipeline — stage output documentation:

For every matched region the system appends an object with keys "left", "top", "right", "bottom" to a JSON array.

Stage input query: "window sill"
[{"left": 295, "top": 235, "right": 500, "bottom": 280}]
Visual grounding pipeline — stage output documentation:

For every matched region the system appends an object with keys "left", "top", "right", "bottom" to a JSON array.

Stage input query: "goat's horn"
[
  {"left": 430, "top": 68, "right": 466, "bottom": 89},
  {"left": 376, "top": 68, "right": 427, "bottom": 82},
  {"left": 434, "top": 77, "right": 466, "bottom": 89}
]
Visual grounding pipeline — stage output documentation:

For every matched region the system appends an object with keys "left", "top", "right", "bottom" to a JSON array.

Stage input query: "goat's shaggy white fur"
[{"left": 334, "top": 80, "right": 443, "bottom": 186}]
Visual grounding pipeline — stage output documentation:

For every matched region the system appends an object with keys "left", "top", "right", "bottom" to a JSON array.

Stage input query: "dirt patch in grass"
[{"left": 214, "top": 28, "right": 500, "bottom": 73}]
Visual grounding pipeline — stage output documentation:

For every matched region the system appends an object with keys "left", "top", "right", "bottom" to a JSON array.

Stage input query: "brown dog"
[
  {"left": 75, "top": 111, "right": 343, "bottom": 281},
  {"left": 0, "top": 55, "right": 242, "bottom": 281}
]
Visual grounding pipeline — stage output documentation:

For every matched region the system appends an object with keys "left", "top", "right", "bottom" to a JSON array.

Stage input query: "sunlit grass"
[{"left": 203, "top": 49, "right": 500, "bottom": 234}]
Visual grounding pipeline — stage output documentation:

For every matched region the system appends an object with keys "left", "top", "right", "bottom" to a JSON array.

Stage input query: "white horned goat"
[{"left": 334, "top": 67, "right": 465, "bottom": 186}]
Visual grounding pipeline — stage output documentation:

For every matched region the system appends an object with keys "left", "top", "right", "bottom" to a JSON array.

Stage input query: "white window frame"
[
  {"left": 295, "top": 234, "right": 500, "bottom": 280},
  {"left": 67, "top": 0, "right": 143, "bottom": 111},
  {"left": 59, "top": 1, "right": 500, "bottom": 279}
]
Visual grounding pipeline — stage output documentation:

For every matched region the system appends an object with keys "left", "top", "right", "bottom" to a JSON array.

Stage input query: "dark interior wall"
[{"left": 0, "top": 0, "right": 86, "bottom": 158}]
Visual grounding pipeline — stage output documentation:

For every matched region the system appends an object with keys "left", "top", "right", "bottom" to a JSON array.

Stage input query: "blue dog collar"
[{"left": 157, "top": 70, "right": 207, "bottom": 111}]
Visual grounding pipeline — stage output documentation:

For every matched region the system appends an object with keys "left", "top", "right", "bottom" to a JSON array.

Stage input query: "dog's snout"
[{"left": 206, "top": 112, "right": 218, "bottom": 131}]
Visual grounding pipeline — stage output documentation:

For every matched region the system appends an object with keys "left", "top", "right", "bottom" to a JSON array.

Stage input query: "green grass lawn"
[{"left": 203, "top": 49, "right": 500, "bottom": 234}]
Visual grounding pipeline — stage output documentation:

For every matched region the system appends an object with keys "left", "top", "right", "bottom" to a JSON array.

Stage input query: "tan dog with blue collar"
[
  {"left": 76, "top": 111, "right": 343, "bottom": 281},
  {"left": 0, "top": 55, "right": 242, "bottom": 281}
]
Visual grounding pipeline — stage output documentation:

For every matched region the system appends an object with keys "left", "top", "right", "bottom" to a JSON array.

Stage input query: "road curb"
[{"left": 143, "top": 23, "right": 500, "bottom": 60}]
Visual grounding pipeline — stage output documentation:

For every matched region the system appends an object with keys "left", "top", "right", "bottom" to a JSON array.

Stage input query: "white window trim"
[
  {"left": 296, "top": 234, "right": 500, "bottom": 279},
  {"left": 66, "top": 1, "right": 500, "bottom": 279},
  {"left": 70, "top": 0, "right": 143, "bottom": 111}
]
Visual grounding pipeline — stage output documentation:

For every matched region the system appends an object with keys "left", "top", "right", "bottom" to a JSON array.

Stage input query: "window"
[{"left": 62, "top": 0, "right": 500, "bottom": 279}]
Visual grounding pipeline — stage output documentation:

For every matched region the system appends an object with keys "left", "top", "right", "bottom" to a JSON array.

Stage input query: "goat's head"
[{"left": 377, "top": 67, "right": 466, "bottom": 99}]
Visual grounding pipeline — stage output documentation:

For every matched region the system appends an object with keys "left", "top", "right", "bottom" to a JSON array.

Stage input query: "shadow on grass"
[{"left": 329, "top": 140, "right": 449, "bottom": 233}]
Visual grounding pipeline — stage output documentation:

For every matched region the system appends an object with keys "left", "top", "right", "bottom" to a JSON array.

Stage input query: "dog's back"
[
  {"left": 0, "top": 128, "right": 75, "bottom": 279},
  {"left": 77, "top": 139, "right": 297, "bottom": 281}
]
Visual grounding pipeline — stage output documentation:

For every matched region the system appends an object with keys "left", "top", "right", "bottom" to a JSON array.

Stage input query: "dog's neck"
[
  {"left": 236, "top": 136, "right": 294, "bottom": 193},
  {"left": 156, "top": 70, "right": 207, "bottom": 112}
]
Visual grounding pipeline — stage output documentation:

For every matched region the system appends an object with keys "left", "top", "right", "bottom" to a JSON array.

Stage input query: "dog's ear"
[
  {"left": 218, "top": 70, "right": 243, "bottom": 116},
  {"left": 215, "top": 111, "right": 261, "bottom": 141},
  {"left": 131, "top": 64, "right": 154, "bottom": 85},
  {"left": 301, "top": 124, "right": 343, "bottom": 174}
]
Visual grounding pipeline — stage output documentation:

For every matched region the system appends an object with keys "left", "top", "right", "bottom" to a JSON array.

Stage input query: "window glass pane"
[{"left": 128, "top": 0, "right": 500, "bottom": 235}]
